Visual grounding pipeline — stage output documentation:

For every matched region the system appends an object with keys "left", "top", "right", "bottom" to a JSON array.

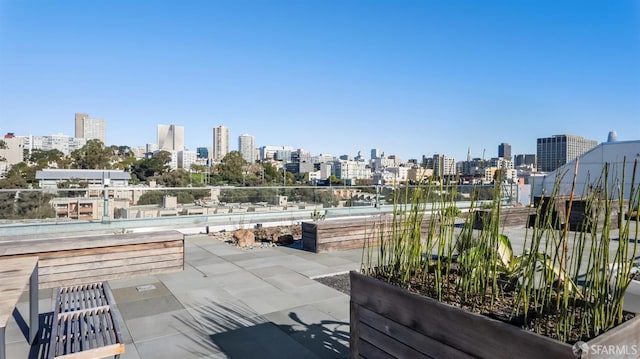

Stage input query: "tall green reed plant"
[{"left": 361, "top": 159, "right": 640, "bottom": 344}]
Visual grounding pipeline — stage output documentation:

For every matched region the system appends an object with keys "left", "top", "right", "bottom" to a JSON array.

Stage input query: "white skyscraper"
[
  {"left": 238, "top": 134, "right": 256, "bottom": 163},
  {"left": 213, "top": 125, "right": 230, "bottom": 161},
  {"left": 75, "top": 113, "right": 106, "bottom": 143},
  {"left": 157, "top": 124, "right": 185, "bottom": 151}
]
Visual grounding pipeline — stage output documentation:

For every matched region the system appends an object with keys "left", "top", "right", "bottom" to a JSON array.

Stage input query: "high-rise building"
[
  {"left": 432, "top": 154, "right": 457, "bottom": 177},
  {"left": 196, "top": 147, "right": 209, "bottom": 159},
  {"left": 157, "top": 124, "right": 185, "bottom": 151},
  {"left": 371, "top": 148, "right": 381, "bottom": 160},
  {"left": 498, "top": 143, "right": 511, "bottom": 159},
  {"left": 238, "top": 134, "right": 256, "bottom": 163},
  {"left": 213, "top": 126, "right": 230, "bottom": 161},
  {"left": 21, "top": 134, "right": 86, "bottom": 155},
  {"left": 75, "top": 113, "right": 106, "bottom": 143},
  {"left": 536, "top": 134, "right": 598, "bottom": 172},
  {"left": 514, "top": 154, "right": 537, "bottom": 167},
  {"left": 259, "top": 145, "right": 294, "bottom": 161}
]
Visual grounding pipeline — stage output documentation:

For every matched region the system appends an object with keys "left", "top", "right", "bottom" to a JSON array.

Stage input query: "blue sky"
[{"left": 1, "top": 0, "right": 639, "bottom": 161}]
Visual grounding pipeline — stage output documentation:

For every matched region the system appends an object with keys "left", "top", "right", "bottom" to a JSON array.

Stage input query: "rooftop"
[
  {"left": 6, "top": 230, "right": 360, "bottom": 359},
  {"left": 4, "top": 218, "right": 639, "bottom": 358}
]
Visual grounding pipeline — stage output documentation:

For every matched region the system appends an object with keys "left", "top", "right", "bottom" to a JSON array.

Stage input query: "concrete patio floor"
[
  {"left": 5, "top": 221, "right": 638, "bottom": 358},
  {"left": 6, "top": 233, "right": 361, "bottom": 359}
]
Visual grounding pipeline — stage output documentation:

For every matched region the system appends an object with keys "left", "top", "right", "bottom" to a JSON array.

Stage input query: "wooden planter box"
[
  {"left": 302, "top": 215, "right": 441, "bottom": 253},
  {"left": 566, "top": 200, "right": 620, "bottom": 232},
  {"left": 472, "top": 207, "right": 532, "bottom": 230},
  {"left": 350, "top": 271, "right": 640, "bottom": 358}
]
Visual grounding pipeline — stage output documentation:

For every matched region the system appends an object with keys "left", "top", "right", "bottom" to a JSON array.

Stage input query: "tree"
[
  {"left": 262, "top": 163, "right": 280, "bottom": 184},
  {"left": 71, "top": 139, "right": 111, "bottom": 169},
  {"left": 28, "top": 149, "right": 66, "bottom": 167},
  {"left": 109, "top": 145, "right": 136, "bottom": 171},
  {"left": 1, "top": 162, "right": 36, "bottom": 188},
  {"left": 131, "top": 151, "right": 172, "bottom": 183},
  {"left": 216, "top": 151, "right": 246, "bottom": 184},
  {"left": 154, "top": 169, "right": 191, "bottom": 187}
]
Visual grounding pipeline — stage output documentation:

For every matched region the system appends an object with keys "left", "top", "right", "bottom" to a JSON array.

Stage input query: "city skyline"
[{"left": 1, "top": 1, "right": 638, "bottom": 161}]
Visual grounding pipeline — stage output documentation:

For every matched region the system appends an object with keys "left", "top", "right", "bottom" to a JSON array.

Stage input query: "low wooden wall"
[
  {"left": 0, "top": 230, "right": 184, "bottom": 289},
  {"left": 350, "top": 271, "right": 640, "bottom": 359},
  {"left": 302, "top": 215, "right": 442, "bottom": 253},
  {"left": 472, "top": 207, "right": 533, "bottom": 230}
]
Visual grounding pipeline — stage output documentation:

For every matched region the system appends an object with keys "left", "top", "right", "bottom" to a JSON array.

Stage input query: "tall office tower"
[
  {"left": 536, "top": 134, "right": 598, "bottom": 172},
  {"left": 498, "top": 143, "right": 511, "bottom": 159},
  {"left": 238, "top": 134, "right": 256, "bottom": 163},
  {"left": 157, "top": 124, "right": 185, "bottom": 151},
  {"left": 371, "top": 148, "right": 381, "bottom": 160},
  {"left": 213, "top": 125, "right": 230, "bottom": 161},
  {"left": 75, "top": 113, "right": 106, "bottom": 143}
]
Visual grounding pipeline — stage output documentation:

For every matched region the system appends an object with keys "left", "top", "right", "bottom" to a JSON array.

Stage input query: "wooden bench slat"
[
  {"left": 53, "top": 344, "right": 124, "bottom": 359},
  {"left": 42, "top": 265, "right": 184, "bottom": 289},
  {"left": 39, "top": 252, "right": 184, "bottom": 275},
  {"left": 39, "top": 244, "right": 183, "bottom": 267},
  {"left": 0, "top": 230, "right": 184, "bottom": 255},
  {"left": 40, "top": 258, "right": 184, "bottom": 284},
  {"left": 50, "top": 282, "right": 124, "bottom": 359}
]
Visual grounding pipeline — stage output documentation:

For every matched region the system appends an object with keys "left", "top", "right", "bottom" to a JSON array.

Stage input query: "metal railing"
[{"left": 0, "top": 184, "right": 515, "bottom": 236}]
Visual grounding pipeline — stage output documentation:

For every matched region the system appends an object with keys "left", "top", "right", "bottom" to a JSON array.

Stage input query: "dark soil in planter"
[{"left": 371, "top": 270, "right": 636, "bottom": 344}]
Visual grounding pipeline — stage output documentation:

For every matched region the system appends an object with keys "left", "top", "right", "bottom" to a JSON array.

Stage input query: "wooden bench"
[
  {"left": 0, "top": 230, "right": 185, "bottom": 289},
  {"left": 49, "top": 282, "right": 124, "bottom": 359}
]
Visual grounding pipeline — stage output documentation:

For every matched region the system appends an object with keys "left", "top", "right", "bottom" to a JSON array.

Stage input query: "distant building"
[
  {"left": 21, "top": 134, "right": 86, "bottom": 156},
  {"left": 536, "top": 134, "right": 598, "bottom": 172},
  {"left": 285, "top": 149, "right": 314, "bottom": 174},
  {"left": 533, "top": 140, "right": 640, "bottom": 200},
  {"left": 75, "top": 113, "right": 106, "bottom": 143},
  {"left": 274, "top": 150, "right": 292, "bottom": 162},
  {"left": 332, "top": 159, "right": 370, "bottom": 182},
  {"left": 238, "top": 134, "right": 256, "bottom": 163},
  {"left": 608, "top": 131, "right": 618, "bottom": 143},
  {"left": 213, "top": 125, "right": 230, "bottom": 161},
  {"left": 372, "top": 154, "right": 401, "bottom": 171},
  {"left": 371, "top": 148, "right": 381, "bottom": 160},
  {"left": 498, "top": 143, "right": 511, "bottom": 159},
  {"left": 458, "top": 158, "right": 487, "bottom": 176},
  {"left": 35, "top": 169, "right": 130, "bottom": 189},
  {"left": 514, "top": 154, "right": 536, "bottom": 167},
  {"left": 488, "top": 157, "right": 514, "bottom": 170},
  {"left": 0, "top": 133, "right": 24, "bottom": 175},
  {"left": 432, "top": 154, "right": 456, "bottom": 177},
  {"left": 259, "top": 145, "right": 294, "bottom": 161},
  {"left": 178, "top": 150, "right": 197, "bottom": 170},
  {"left": 157, "top": 124, "right": 185, "bottom": 151},
  {"left": 145, "top": 143, "right": 158, "bottom": 156},
  {"left": 196, "top": 147, "right": 209, "bottom": 160}
]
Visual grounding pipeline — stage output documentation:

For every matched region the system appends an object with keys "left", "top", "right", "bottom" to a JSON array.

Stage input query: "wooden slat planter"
[
  {"left": 0, "top": 230, "right": 185, "bottom": 289},
  {"left": 350, "top": 271, "right": 640, "bottom": 359},
  {"left": 302, "top": 215, "right": 442, "bottom": 253},
  {"left": 566, "top": 199, "right": 620, "bottom": 232},
  {"left": 472, "top": 207, "right": 532, "bottom": 230}
]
